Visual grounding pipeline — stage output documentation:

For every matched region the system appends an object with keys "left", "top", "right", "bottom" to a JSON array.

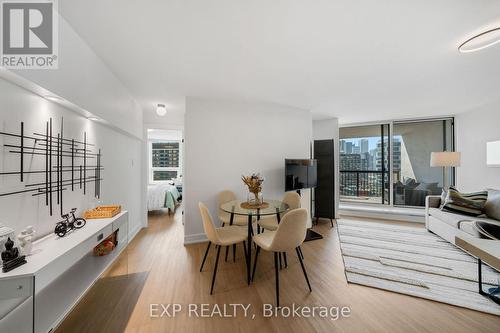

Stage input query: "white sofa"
[{"left": 425, "top": 190, "right": 500, "bottom": 245}]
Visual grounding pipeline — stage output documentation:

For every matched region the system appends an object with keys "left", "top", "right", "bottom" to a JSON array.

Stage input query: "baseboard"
[
  {"left": 184, "top": 232, "right": 208, "bottom": 245},
  {"left": 128, "top": 224, "right": 143, "bottom": 243}
]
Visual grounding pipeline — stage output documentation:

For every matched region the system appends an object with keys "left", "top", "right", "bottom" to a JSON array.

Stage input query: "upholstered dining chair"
[
  {"left": 218, "top": 190, "right": 256, "bottom": 262},
  {"left": 251, "top": 208, "right": 312, "bottom": 306},
  {"left": 198, "top": 202, "right": 248, "bottom": 294},
  {"left": 257, "top": 191, "right": 302, "bottom": 269},
  {"left": 218, "top": 190, "right": 253, "bottom": 227},
  {"left": 257, "top": 191, "right": 301, "bottom": 232}
]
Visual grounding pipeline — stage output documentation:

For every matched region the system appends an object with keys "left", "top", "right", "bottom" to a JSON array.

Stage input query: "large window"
[
  {"left": 392, "top": 119, "right": 454, "bottom": 207},
  {"left": 340, "top": 118, "right": 454, "bottom": 207},
  {"left": 340, "top": 125, "right": 390, "bottom": 204},
  {"left": 150, "top": 141, "right": 181, "bottom": 182}
]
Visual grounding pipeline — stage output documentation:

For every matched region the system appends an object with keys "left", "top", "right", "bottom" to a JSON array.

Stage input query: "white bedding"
[{"left": 147, "top": 184, "right": 177, "bottom": 211}]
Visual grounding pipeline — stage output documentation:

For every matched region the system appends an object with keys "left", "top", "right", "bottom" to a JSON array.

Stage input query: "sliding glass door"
[
  {"left": 340, "top": 118, "right": 454, "bottom": 208},
  {"left": 392, "top": 119, "right": 454, "bottom": 207},
  {"left": 339, "top": 124, "right": 390, "bottom": 205}
]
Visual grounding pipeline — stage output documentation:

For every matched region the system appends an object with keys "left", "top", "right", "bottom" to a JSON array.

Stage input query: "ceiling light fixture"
[
  {"left": 459, "top": 27, "right": 500, "bottom": 53},
  {"left": 156, "top": 104, "right": 167, "bottom": 116}
]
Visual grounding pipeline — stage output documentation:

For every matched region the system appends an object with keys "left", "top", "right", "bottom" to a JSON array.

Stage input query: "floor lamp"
[{"left": 430, "top": 152, "right": 461, "bottom": 189}]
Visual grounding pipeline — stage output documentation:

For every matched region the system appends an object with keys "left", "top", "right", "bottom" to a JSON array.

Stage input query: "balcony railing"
[{"left": 340, "top": 170, "right": 388, "bottom": 203}]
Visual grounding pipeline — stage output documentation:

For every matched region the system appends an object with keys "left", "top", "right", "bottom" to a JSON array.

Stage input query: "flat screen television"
[{"left": 285, "top": 159, "right": 317, "bottom": 192}]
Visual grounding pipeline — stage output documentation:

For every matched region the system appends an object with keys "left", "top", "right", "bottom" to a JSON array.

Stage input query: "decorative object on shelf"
[
  {"left": 473, "top": 221, "right": 500, "bottom": 240},
  {"left": 241, "top": 173, "right": 264, "bottom": 205},
  {"left": 54, "top": 208, "right": 87, "bottom": 237},
  {"left": 17, "top": 226, "right": 35, "bottom": 256},
  {"left": 0, "top": 225, "right": 16, "bottom": 266},
  {"left": 0, "top": 117, "right": 103, "bottom": 217},
  {"left": 93, "top": 230, "right": 118, "bottom": 256},
  {"left": 84, "top": 205, "right": 122, "bottom": 219},
  {"left": 1, "top": 237, "right": 27, "bottom": 273}
]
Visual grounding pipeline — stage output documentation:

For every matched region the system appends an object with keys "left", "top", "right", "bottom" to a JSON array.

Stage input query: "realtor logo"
[{"left": 1, "top": 0, "right": 58, "bottom": 69}]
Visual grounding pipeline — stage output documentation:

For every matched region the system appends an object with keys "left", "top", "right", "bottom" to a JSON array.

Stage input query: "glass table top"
[{"left": 220, "top": 200, "right": 289, "bottom": 216}]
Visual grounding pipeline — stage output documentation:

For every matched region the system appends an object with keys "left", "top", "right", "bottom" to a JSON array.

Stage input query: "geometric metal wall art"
[{"left": 0, "top": 117, "right": 103, "bottom": 216}]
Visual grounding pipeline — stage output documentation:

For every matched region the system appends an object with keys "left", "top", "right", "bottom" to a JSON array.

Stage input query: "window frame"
[
  {"left": 339, "top": 117, "right": 455, "bottom": 209},
  {"left": 148, "top": 139, "right": 182, "bottom": 184}
]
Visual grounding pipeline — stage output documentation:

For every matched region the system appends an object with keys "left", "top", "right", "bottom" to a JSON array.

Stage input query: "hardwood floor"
[{"left": 56, "top": 209, "right": 500, "bottom": 333}]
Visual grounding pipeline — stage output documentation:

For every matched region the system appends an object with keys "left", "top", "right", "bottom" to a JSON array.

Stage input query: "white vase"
[{"left": 18, "top": 226, "right": 35, "bottom": 256}]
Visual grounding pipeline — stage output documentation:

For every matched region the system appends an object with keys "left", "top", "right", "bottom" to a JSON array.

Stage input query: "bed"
[{"left": 147, "top": 184, "right": 181, "bottom": 213}]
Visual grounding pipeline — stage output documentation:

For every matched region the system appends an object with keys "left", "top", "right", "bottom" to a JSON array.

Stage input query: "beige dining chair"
[
  {"left": 251, "top": 208, "right": 312, "bottom": 306},
  {"left": 198, "top": 202, "right": 248, "bottom": 294},
  {"left": 218, "top": 190, "right": 255, "bottom": 227},
  {"left": 218, "top": 190, "right": 256, "bottom": 262},
  {"left": 257, "top": 191, "right": 301, "bottom": 232}
]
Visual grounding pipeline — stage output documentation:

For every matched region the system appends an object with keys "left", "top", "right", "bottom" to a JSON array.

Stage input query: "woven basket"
[{"left": 84, "top": 205, "right": 121, "bottom": 219}]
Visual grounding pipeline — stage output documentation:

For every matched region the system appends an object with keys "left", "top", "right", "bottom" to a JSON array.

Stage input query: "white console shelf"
[{"left": 0, "top": 211, "right": 129, "bottom": 333}]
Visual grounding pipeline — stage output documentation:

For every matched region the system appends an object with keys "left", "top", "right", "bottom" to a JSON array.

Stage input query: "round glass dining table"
[{"left": 220, "top": 200, "right": 289, "bottom": 285}]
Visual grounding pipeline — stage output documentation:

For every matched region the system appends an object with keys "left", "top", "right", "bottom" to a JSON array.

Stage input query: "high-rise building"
[
  {"left": 376, "top": 139, "right": 401, "bottom": 171},
  {"left": 340, "top": 140, "right": 346, "bottom": 153},
  {"left": 346, "top": 142, "right": 353, "bottom": 154},
  {"left": 340, "top": 154, "right": 361, "bottom": 171},
  {"left": 360, "top": 139, "right": 369, "bottom": 153}
]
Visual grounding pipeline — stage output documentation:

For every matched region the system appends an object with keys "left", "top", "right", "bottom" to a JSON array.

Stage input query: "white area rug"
[{"left": 337, "top": 219, "right": 500, "bottom": 315}]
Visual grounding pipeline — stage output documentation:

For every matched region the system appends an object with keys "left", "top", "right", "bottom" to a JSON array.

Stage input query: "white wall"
[
  {"left": 183, "top": 98, "right": 312, "bottom": 243},
  {"left": 0, "top": 78, "right": 143, "bottom": 240},
  {"left": 456, "top": 102, "right": 500, "bottom": 191},
  {"left": 313, "top": 118, "right": 340, "bottom": 218},
  {"left": 10, "top": 15, "right": 143, "bottom": 139}
]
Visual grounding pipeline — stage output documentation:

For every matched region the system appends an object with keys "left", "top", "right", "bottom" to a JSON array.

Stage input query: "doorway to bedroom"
[{"left": 146, "top": 129, "right": 183, "bottom": 225}]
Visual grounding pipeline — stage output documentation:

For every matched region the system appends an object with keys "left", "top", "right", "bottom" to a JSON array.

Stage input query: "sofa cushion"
[
  {"left": 441, "top": 187, "right": 488, "bottom": 216},
  {"left": 429, "top": 208, "right": 500, "bottom": 228},
  {"left": 484, "top": 189, "right": 500, "bottom": 221},
  {"left": 429, "top": 208, "right": 469, "bottom": 228}
]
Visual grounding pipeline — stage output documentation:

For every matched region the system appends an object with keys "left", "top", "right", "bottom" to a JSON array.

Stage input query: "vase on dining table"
[
  {"left": 242, "top": 173, "right": 265, "bottom": 206},
  {"left": 247, "top": 191, "right": 263, "bottom": 206}
]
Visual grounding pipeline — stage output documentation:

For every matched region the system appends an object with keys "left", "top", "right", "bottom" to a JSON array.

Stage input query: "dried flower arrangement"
[{"left": 241, "top": 173, "right": 264, "bottom": 204}]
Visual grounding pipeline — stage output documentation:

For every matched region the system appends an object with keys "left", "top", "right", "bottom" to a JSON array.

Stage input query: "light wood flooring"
[{"left": 56, "top": 209, "right": 500, "bottom": 332}]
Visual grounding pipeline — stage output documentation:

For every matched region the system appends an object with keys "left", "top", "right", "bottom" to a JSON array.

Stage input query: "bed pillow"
[
  {"left": 484, "top": 189, "right": 500, "bottom": 221},
  {"left": 441, "top": 187, "right": 488, "bottom": 217}
]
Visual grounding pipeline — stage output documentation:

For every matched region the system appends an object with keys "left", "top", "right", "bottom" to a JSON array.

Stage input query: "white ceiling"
[{"left": 60, "top": 1, "right": 500, "bottom": 124}]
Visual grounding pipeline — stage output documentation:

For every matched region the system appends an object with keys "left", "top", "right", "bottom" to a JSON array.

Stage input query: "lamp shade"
[
  {"left": 430, "top": 152, "right": 461, "bottom": 167},
  {"left": 487, "top": 140, "right": 500, "bottom": 167}
]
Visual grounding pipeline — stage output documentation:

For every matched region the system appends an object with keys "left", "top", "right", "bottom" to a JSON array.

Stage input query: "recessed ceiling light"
[
  {"left": 459, "top": 27, "right": 500, "bottom": 53},
  {"left": 87, "top": 116, "right": 100, "bottom": 121},
  {"left": 45, "top": 95, "right": 64, "bottom": 102},
  {"left": 156, "top": 104, "right": 167, "bottom": 116}
]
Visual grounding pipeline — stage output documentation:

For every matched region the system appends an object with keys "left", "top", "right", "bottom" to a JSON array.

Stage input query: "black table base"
[{"left": 478, "top": 259, "right": 500, "bottom": 305}]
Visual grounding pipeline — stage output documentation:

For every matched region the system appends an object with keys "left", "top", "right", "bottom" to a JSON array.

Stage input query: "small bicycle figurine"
[{"left": 54, "top": 208, "right": 87, "bottom": 237}]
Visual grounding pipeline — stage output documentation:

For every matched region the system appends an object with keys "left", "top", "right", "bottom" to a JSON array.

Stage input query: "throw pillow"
[
  {"left": 441, "top": 187, "right": 488, "bottom": 217},
  {"left": 484, "top": 189, "right": 500, "bottom": 221}
]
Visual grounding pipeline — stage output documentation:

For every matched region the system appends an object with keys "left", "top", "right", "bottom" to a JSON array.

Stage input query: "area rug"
[{"left": 337, "top": 219, "right": 500, "bottom": 315}]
